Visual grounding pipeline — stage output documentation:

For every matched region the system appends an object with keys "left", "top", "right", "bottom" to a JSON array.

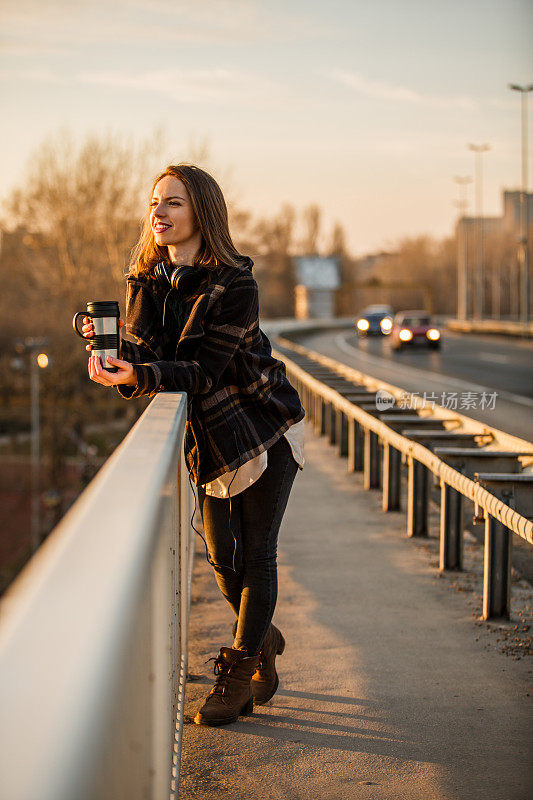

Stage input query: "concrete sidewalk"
[{"left": 179, "top": 421, "right": 532, "bottom": 800}]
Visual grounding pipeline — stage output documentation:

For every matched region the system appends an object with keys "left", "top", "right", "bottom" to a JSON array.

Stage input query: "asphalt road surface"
[{"left": 289, "top": 326, "right": 533, "bottom": 442}]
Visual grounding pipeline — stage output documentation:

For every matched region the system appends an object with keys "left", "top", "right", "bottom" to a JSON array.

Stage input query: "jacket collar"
[
  {"left": 178, "top": 259, "right": 253, "bottom": 343},
  {"left": 128, "top": 258, "right": 253, "bottom": 348}
]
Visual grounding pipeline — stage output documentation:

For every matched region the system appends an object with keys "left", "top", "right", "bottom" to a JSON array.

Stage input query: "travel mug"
[{"left": 73, "top": 300, "right": 120, "bottom": 373}]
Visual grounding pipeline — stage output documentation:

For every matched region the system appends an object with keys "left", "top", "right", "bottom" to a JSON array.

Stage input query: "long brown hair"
[{"left": 128, "top": 164, "right": 245, "bottom": 277}]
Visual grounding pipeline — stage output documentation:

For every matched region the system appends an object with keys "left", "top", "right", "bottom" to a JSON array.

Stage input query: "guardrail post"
[
  {"left": 363, "top": 428, "right": 380, "bottom": 489},
  {"left": 473, "top": 476, "right": 528, "bottom": 620},
  {"left": 329, "top": 406, "right": 338, "bottom": 446},
  {"left": 336, "top": 411, "right": 349, "bottom": 457},
  {"left": 382, "top": 442, "right": 401, "bottom": 511},
  {"left": 355, "top": 421, "right": 364, "bottom": 470},
  {"left": 377, "top": 439, "right": 383, "bottom": 490},
  {"left": 323, "top": 401, "right": 331, "bottom": 439},
  {"left": 315, "top": 396, "right": 324, "bottom": 435},
  {"left": 348, "top": 418, "right": 362, "bottom": 472},
  {"left": 321, "top": 399, "right": 328, "bottom": 436},
  {"left": 309, "top": 390, "right": 317, "bottom": 426},
  {"left": 302, "top": 385, "right": 309, "bottom": 413},
  {"left": 439, "top": 482, "right": 463, "bottom": 570},
  {"left": 483, "top": 513, "right": 513, "bottom": 620},
  {"left": 407, "top": 456, "right": 428, "bottom": 536}
]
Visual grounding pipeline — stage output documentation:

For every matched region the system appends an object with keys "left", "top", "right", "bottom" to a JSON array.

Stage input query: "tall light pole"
[
  {"left": 454, "top": 175, "right": 472, "bottom": 320},
  {"left": 468, "top": 143, "right": 491, "bottom": 319},
  {"left": 509, "top": 83, "right": 533, "bottom": 324},
  {"left": 16, "top": 337, "right": 49, "bottom": 552}
]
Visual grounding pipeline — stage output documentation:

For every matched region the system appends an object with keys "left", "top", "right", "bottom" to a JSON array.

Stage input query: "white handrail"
[{"left": 0, "top": 392, "right": 194, "bottom": 800}]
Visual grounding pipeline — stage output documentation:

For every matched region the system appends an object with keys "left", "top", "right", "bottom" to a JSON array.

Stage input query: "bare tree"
[
  {"left": 327, "top": 221, "right": 347, "bottom": 257},
  {"left": 0, "top": 129, "right": 167, "bottom": 578},
  {"left": 252, "top": 204, "right": 296, "bottom": 256},
  {"left": 2, "top": 129, "right": 166, "bottom": 303},
  {"left": 301, "top": 204, "right": 321, "bottom": 255},
  {"left": 249, "top": 204, "right": 297, "bottom": 317}
]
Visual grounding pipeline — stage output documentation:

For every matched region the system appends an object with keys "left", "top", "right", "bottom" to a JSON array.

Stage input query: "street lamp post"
[
  {"left": 468, "top": 143, "right": 491, "bottom": 320},
  {"left": 509, "top": 83, "right": 533, "bottom": 324},
  {"left": 16, "top": 337, "right": 49, "bottom": 552},
  {"left": 454, "top": 175, "right": 472, "bottom": 320}
]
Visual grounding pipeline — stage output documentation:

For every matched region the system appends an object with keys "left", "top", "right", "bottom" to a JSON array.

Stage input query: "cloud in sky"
[
  {"left": 328, "top": 69, "right": 478, "bottom": 111},
  {"left": 0, "top": 66, "right": 68, "bottom": 83},
  {"left": 0, "top": 62, "right": 287, "bottom": 110},
  {"left": 0, "top": 42, "right": 66, "bottom": 56},
  {"left": 77, "top": 67, "right": 283, "bottom": 106},
  {"left": 0, "top": 0, "right": 332, "bottom": 50}
]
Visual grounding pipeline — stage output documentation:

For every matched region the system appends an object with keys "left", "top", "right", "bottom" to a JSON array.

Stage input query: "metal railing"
[
  {"left": 272, "top": 334, "right": 533, "bottom": 621},
  {"left": 0, "top": 392, "right": 194, "bottom": 800},
  {"left": 446, "top": 318, "right": 533, "bottom": 338}
]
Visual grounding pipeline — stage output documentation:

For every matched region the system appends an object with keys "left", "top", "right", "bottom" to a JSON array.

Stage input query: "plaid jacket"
[{"left": 118, "top": 258, "right": 305, "bottom": 485}]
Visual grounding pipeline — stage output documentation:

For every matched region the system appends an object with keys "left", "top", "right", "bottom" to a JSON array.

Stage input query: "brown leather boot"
[
  {"left": 232, "top": 621, "right": 286, "bottom": 705},
  {"left": 194, "top": 647, "right": 260, "bottom": 727}
]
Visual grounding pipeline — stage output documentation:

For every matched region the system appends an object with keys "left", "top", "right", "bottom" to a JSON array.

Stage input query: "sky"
[{"left": 1, "top": 0, "right": 532, "bottom": 254}]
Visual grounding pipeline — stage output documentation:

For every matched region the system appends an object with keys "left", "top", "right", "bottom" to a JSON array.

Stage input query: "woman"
[{"left": 82, "top": 164, "right": 305, "bottom": 727}]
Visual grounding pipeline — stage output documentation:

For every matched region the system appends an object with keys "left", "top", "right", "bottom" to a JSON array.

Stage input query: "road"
[{"left": 288, "top": 326, "right": 533, "bottom": 442}]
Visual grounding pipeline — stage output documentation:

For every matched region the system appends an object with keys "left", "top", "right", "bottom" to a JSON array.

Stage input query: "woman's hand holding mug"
[
  {"left": 82, "top": 317, "right": 137, "bottom": 387},
  {"left": 81, "top": 316, "right": 124, "bottom": 352}
]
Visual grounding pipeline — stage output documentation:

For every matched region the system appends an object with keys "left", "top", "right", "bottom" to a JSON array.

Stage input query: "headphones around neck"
[
  {"left": 154, "top": 262, "right": 210, "bottom": 329},
  {"left": 153, "top": 261, "right": 209, "bottom": 296}
]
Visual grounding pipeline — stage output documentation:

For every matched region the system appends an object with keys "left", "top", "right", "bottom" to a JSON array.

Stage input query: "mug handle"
[{"left": 73, "top": 311, "right": 92, "bottom": 339}]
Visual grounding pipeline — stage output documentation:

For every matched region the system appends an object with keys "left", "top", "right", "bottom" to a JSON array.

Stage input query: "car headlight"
[
  {"left": 380, "top": 317, "right": 393, "bottom": 332},
  {"left": 357, "top": 318, "right": 369, "bottom": 331},
  {"left": 399, "top": 329, "right": 413, "bottom": 341},
  {"left": 427, "top": 328, "right": 440, "bottom": 340}
]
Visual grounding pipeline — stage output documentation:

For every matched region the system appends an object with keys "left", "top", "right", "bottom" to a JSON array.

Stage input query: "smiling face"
[{"left": 150, "top": 175, "right": 201, "bottom": 253}]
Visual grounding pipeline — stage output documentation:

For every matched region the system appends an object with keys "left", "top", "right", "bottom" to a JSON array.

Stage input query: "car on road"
[
  {"left": 390, "top": 310, "right": 441, "bottom": 351},
  {"left": 355, "top": 305, "right": 394, "bottom": 337}
]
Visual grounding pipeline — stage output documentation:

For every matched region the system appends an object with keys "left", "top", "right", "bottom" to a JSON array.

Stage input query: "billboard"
[{"left": 294, "top": 256, "right": 341, "bottom": 290}]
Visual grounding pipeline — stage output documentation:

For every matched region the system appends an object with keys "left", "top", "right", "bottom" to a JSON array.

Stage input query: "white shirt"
[{"left": 201, "top": 417, "right": 305, "bottom": 498}]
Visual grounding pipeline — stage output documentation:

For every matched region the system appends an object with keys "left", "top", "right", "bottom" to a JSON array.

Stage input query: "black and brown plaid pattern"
[{"left": 117, "top": 261, "right": 305, "bottom": 485}]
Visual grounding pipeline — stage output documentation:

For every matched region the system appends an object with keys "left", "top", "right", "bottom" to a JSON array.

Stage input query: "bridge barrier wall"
[{"left": 0, "top": 392, "right": 194, "bottom": 800}]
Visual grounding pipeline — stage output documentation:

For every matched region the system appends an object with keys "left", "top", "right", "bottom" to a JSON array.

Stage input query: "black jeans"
[{"left": 196, "top": 435, "right": 299, "bottom": 657}]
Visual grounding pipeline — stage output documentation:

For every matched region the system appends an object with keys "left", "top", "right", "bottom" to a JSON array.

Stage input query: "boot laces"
[{"left": 205, "top": 654, "right": 232, "bottom": 696}]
